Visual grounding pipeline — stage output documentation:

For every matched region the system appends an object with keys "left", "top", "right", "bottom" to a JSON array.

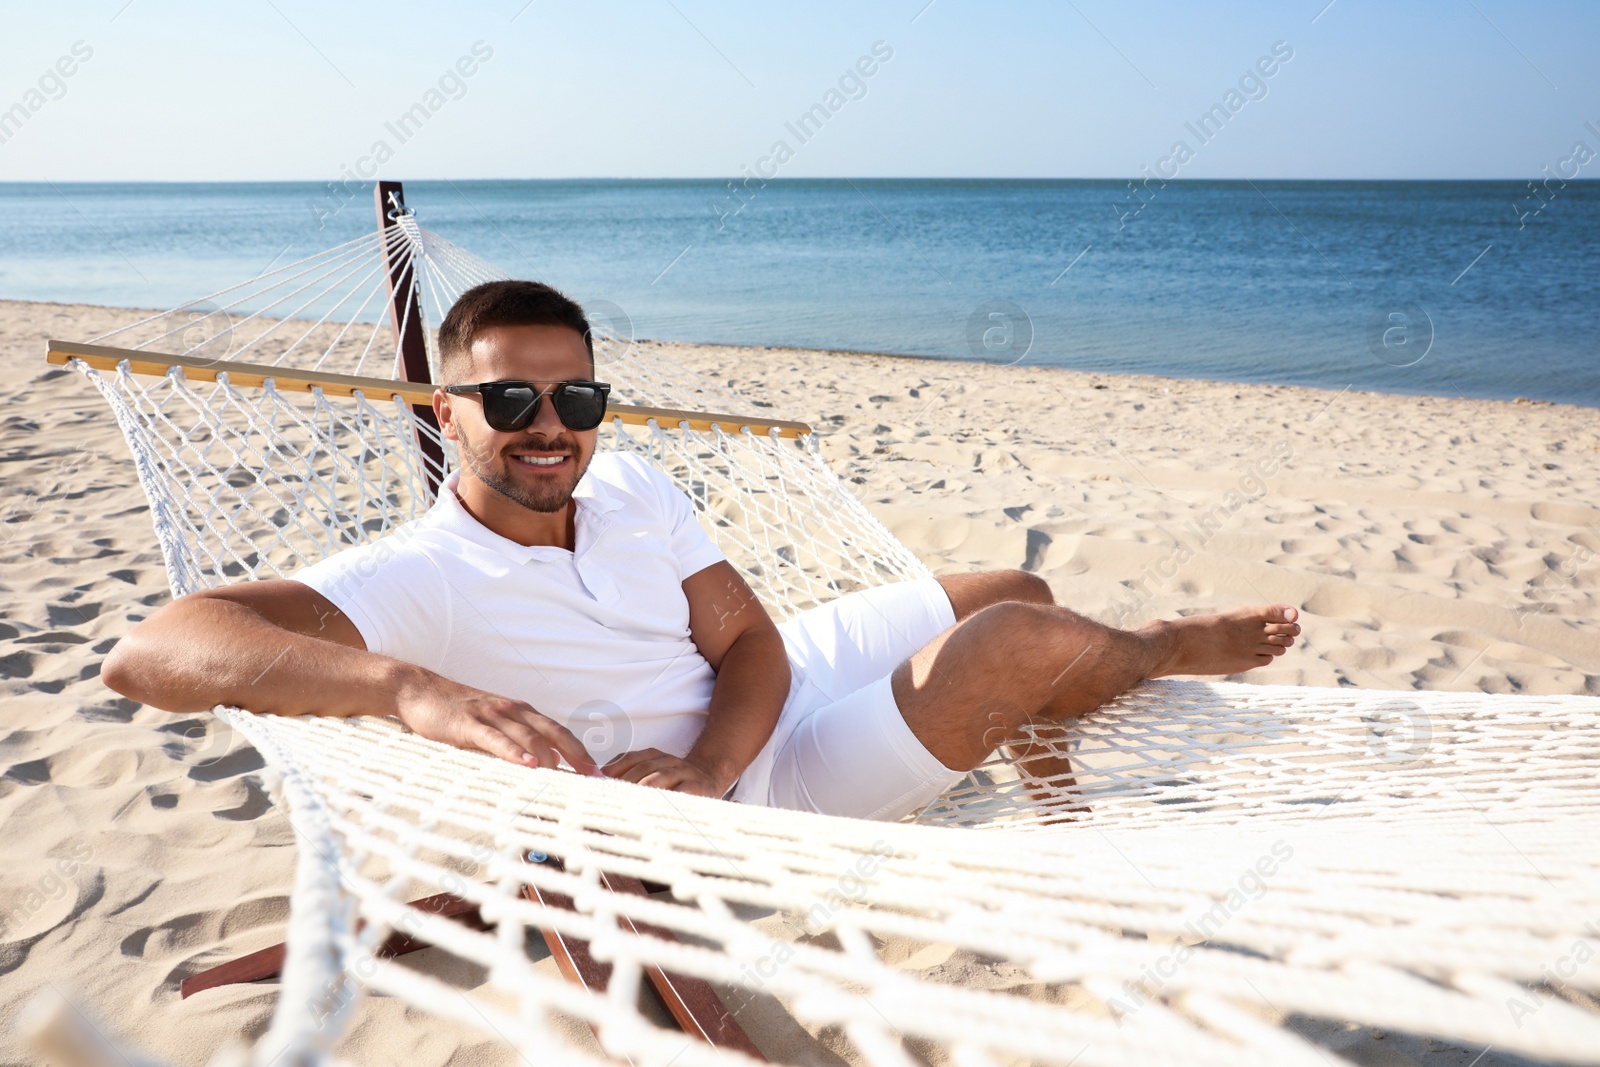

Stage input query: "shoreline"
[
  {"left": 638, "top": 333, "right": 1594, "bottom": 413},
  {"left": 6, "top": 299, "right": 1590, "bottom": 413}
]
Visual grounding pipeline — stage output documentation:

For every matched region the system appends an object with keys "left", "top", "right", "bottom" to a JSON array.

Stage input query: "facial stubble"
[{"left": 456, "top": 423, "right": 591, "bottom": 514}]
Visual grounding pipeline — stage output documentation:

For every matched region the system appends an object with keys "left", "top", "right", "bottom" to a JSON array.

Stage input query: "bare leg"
[
  {"left": 934, "top": 569, "right": 1053, "bottom": 621},
  {"left": 891, "top": 601, "right": 1301, "bottom": 773},
  {"left": 930, "top": 571, "right": 1080, "bottom": 801}
]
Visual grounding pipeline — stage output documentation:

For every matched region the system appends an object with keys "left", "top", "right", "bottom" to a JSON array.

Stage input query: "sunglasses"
[{"left": 445, "top": 379, "right": 612, "bottom": 433}]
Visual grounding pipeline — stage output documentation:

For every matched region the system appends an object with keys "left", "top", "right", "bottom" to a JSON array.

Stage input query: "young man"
[{"left": 103, "top": 281, "right": 1299, "bottom": 822}]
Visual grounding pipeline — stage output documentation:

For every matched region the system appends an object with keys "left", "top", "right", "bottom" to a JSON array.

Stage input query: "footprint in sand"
[
  {"left": 0, "top": 863, "right": 105, "bottom": 958},
  {"left": 25, "top": 745, "right": 142, "bottom": 790},
  {"left": 1, "top": 650, "right": 38, "bottom": 680},
  {"left": 45, "top": 601, "right": 101, "bottom": 628},
  {"left": 1301, "top": 585, "right": 1370, "bottom": 620},
  {"left": 212, "top": 776, "right": 273, "bottom": 822},
  {"left": 1531, "top": 501, "right": 1600, "bottom": 526},
  {"left": 16, "top": 630, "right": 92, "bottom": 651}
]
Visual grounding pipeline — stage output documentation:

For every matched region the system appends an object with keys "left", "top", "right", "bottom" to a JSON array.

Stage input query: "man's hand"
[
  {"left": 602, "top": 747, "right": 732, "bottom": 798},
  {"left": 394, "top": 669, "right": 601, "bottom": 776}
]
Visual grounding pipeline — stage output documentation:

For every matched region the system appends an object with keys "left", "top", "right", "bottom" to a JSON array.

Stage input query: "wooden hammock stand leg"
[
  {"left": 523, "top": 856, "right": 763, "bottom": 1055},
  {"left": 374, "top": 179, "right": 445, "bottom": 498},
  {"left": 178, "top": 855, "right": 762, "bottom": 1058}
]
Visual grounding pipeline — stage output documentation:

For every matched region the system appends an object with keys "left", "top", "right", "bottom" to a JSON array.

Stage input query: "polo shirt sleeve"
[
  {"left": 630, "top": 456, "right": 727, "bottom": 581},
  {"left": 291, "top": 534, "right": 452, "bottom": 673}
]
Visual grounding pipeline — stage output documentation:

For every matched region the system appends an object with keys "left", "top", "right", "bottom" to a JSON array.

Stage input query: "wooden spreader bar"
[{"left": 47, "top": 340, "right": 812, "bottom": 439}]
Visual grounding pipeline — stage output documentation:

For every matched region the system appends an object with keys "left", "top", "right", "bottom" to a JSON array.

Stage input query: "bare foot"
[{"left": 1142, "top": 605, "right": 1300, "bottom": 677}]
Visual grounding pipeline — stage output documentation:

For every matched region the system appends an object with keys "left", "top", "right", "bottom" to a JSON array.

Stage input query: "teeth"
[{"left": 514, "top": 455, "right": 565, "bottom": 466}]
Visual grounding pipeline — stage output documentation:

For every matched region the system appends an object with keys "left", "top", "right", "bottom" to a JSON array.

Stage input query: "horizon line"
[{"left": 3, "top": 175, "right": 1596, "bottom": 185}]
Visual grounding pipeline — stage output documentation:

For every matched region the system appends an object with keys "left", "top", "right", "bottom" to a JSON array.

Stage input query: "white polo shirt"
[{"left": 294, "top": 452, "right": 731, "bottom": 775}]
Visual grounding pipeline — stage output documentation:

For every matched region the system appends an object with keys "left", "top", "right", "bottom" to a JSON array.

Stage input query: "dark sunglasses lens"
[
  {"left": 483, "top": 384, "right": 539, "bottom": 432},
  {"left": 553, "top": 384, "right": 607, "bottom": 430}
]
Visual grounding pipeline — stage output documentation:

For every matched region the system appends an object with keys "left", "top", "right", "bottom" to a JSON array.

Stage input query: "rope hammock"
[{"left": 39, "top": 203, "right": 1600, "bottom": 1067}]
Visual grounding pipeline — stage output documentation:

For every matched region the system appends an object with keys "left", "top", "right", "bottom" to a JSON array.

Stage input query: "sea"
[{"left": 2, "top": 179, "right": 1596, "bottom": 406}]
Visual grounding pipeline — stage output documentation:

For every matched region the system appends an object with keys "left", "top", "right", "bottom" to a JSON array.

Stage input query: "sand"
[{"left": 2, "top": 298, "right": 1596, "bottom": 1066}]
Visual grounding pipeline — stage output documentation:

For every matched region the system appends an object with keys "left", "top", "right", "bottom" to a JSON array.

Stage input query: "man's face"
[{"left": 437, "top": 323, "right": 598, "bottom": 514}]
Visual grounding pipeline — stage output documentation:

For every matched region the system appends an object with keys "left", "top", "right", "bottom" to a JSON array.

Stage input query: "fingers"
[
  {"left": 605, "top": 750, "right": 676, "bottom": 784},
  {"left": 481, "top": 700, "right": 599, "bottom": 775},
  {"left": 601, "top": 747, "right": 654, "bottom": 779},
  {"left": 641, "top": 769, "right": 719, "bottom": 797},
  {"left": 626, "top": 758, "right": 686, "bottom": 785},
  {"left": 472, "top": 721, "right": 549, "bottom": 769},
  {"left": 602, "top": 749, "right": 723, "bottom": 796},
  {"left": 399, "top": 683, "right": 600, "bottom": 773},
  {"left": 637, "top": 766, "right": 686, "bottom": 789},
  {"left": 607, "top": 750, "right": 717, "bottom": 792},
  {"left": 524, "top": 715, "right": 601, "bottom": 776},
  {"left": 463, "top": 701, "right": 599, "bottom": 775}
]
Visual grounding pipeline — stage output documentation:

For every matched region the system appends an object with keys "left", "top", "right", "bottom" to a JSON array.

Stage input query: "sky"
[{"left": 1, "top": 0, "right": 1596, "bottom": 182}]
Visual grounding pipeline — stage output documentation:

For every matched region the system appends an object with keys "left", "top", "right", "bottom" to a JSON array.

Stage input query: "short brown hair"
[{"left": 437, "top": 280, "right": 593, "bottom": 381}]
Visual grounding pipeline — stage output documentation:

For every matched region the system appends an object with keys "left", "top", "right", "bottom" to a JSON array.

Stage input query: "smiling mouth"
[{"left": 510, "top": 453, "right": 569, "bottom": 469}]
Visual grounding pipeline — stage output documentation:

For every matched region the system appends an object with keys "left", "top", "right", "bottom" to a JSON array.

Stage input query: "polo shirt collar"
[{"left": 432, "top": 462, "right": 624, "bottom": 564}]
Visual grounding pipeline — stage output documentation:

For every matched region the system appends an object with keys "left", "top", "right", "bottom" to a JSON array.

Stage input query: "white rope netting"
[{"left": 52, "top": 216, "right": 1600, "bottom": 1066}]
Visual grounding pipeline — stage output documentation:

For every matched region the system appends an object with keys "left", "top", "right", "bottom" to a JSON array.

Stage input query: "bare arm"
[
  {"left": 104, "top": 580, "right": 378, "bottom": 716},
  {"left": 602, "top": 561, "right": 789, "bottom": 797},
  {"left": 102, "top": 580, "right": 600, "bottom": 774}
]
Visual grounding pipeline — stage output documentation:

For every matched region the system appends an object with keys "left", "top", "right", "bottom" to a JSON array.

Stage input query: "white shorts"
[{"left": 730, "top": 577, "right": 967, "bottom": 822}]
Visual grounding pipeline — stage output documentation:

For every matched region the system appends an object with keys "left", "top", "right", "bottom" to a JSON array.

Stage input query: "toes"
[{"left": 1279, "top": 606, "right": 1299, "bottom": 622}]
